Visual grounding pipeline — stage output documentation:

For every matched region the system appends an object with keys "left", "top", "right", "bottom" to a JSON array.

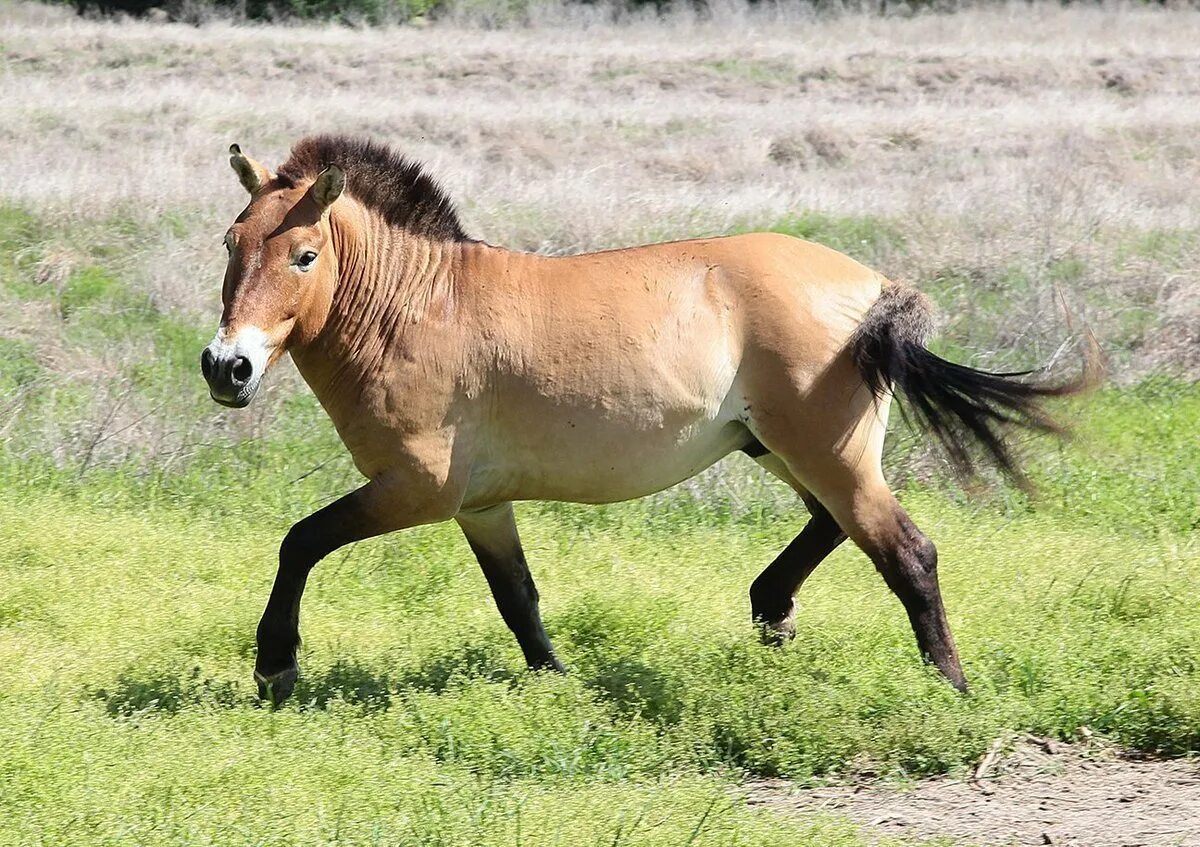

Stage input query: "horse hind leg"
[
  {"left": 751, "top": 420, "right": 967, "bottom": 690},
  {"left": 746, "top": 451, "right": 847, "bottom": 643},
  {"left": 809, "top": 466, "right": 967, "bottom": 691},
  {"left": 861, "top": 489, "right": 966, "bottom": 691}
]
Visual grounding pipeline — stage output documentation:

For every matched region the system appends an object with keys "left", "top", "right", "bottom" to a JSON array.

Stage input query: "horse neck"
[{"left": 292, "top": 200, "right": 463, "bottom": 400}]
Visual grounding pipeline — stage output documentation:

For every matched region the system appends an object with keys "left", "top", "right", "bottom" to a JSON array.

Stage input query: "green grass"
[
  {"left": 1, "top": 201, "right": 1198, "bottom": 844},
  {"left": 704, "top": 59, "right": 793, "bottom": 83},
  {"left": 2, "top": 384, "right": 1199, "bottom": 844},
  {"left": 738, "top": 211, "right": 906, "bottom": 267},
  {"left": 0, "top": 337, "right": 42, "bottom": 392}
]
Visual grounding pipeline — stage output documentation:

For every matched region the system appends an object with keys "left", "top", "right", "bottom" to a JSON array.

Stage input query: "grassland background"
[{"left": 0, "top": 2, "right": 1198, "bottom": 844}]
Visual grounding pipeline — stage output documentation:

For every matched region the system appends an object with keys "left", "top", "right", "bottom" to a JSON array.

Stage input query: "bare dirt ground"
[{"left": 745, "top": 736, "right": 1200, "bottom": 846}]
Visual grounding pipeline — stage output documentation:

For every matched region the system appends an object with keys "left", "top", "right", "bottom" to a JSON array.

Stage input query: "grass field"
[
  {"left": 1, "top": 2, "right": 1198, "bottom": 844},
  {"left": 1, "top": 386, "right": 1198, "bottom": 845}
]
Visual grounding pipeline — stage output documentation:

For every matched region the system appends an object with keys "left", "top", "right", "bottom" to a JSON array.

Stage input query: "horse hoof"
[
  {"left": 760, "top": 622, "right": 796, "bottom": 646},
  {"left": 748, "top": 597, "right": 796, "bottom": 643},
  {"left": 254, "top": 664, "right": 298, "bottom": 706},
  {"left": 756, "top": 614, "right": 797, "bottom": 646},
  {"left": 529, "top": 655, "right": 566, "bottom": 674}
]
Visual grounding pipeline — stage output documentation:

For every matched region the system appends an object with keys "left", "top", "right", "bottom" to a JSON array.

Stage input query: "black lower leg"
[
  {"left": 255, "top": 491, "right": 378, "bottom": 704},
  {"left": 750, "top": 500, "right": 847, "bottom": 639},
  {"left": 871, "top": 514, "right": 967, "bottom": 692},
  {"left": 458, "top": 504, "right": 562, "bottom": 672},
  {"left": 469, "top": 541, "right": 563, "bottom": 672}
]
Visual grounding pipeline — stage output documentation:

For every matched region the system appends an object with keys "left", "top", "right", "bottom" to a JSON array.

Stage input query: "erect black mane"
[{"left": 276, "top": 134, "right": 468, "bottom": 242}]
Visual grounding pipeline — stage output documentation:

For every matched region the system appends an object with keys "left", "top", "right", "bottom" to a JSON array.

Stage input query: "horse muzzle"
[{"left": 201, "top": 326, "right": 270, "bottom": 408}]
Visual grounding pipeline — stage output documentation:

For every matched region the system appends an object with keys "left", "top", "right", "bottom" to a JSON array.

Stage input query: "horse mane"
[{"left": 276, "top": 134, "right": 469, "bottom": 243}]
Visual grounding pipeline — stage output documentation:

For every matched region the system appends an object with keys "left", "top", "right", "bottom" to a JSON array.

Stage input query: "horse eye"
[
  {"left": 223, "top": 234, "right": 233, "bottom": 253},
  {"left": 297, "top": 251, "right": 318, "bottom": 269}
]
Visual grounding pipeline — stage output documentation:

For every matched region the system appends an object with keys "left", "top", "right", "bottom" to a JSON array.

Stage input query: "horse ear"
[
  {"left": 229, "top": 143, "right": 272, "bottom": 194},
  {"left": 310, "top": 166, "right": 345, "bottom": 211}
]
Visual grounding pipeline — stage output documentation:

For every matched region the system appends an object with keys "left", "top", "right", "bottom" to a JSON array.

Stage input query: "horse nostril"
[
  {"left": 200, "top": 348, "right": 215, "bottom": 380},
  {"left": 231, "top": 356, "right": 253, "bottom": 385}
]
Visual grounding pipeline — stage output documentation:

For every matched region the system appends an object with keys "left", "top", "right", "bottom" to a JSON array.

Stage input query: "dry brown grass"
[{"left": 0, "top": 1, "right": 1197, "bottom": 468}]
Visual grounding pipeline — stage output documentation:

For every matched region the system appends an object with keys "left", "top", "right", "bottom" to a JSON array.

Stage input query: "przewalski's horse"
[{"left": 203, "top": 135, "right": 1093, "bottom": 705}]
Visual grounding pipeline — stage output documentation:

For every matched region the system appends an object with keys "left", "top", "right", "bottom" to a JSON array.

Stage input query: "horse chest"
[{"left": 313, "top": 369, "right": 457, "bottom": 480}]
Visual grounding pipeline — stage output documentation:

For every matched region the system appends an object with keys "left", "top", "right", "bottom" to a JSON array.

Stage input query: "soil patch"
[{"left": 745, "top": 736, "right": 1200, "bottom": 846}]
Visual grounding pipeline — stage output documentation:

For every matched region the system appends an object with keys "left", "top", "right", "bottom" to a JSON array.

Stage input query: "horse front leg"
[
  {"left": 254, "top": 475, "right": 455, "bottom": 705},
  {"left": 456, "top": 502, "right": 563, "bottom": 672}
]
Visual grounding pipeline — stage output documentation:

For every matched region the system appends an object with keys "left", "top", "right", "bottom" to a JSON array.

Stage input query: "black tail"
[{"left": 850, "top": 284, "right": 1101, "bottom": 484}]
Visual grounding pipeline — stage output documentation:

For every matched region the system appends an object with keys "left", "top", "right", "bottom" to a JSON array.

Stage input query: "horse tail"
[{"left": 849, "top": 282, "right": 1102, "bottom": 484}]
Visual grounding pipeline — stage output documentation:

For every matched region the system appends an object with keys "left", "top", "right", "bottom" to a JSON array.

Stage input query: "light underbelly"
[{"left": 462, "top": 412, "right": 750, "bottom": 507}]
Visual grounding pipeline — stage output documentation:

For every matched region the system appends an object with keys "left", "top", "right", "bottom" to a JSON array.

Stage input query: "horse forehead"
[{"left": 237, "top": 188, "right": 305, "bottom": 232}]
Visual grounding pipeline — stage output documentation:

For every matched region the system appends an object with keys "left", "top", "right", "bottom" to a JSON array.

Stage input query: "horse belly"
[
  {"left": 468, "top": 413, "right": 747, "bottom": 506},
  {"left": 467, "top": 354, "right": 748, "bottom": 506}
]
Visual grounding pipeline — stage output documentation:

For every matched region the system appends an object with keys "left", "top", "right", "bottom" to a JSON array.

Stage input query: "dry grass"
[
  {"left": 0, "top": 1, "right": 1197, "bottom": 468},
  {"left": 4, "top": 7, "right": 1198, "bottom": 258}
]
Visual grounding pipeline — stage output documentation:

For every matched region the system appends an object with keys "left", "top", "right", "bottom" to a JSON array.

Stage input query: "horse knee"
[
  {"left": 278, "top": 524, "right": 309, "bottom": 568},
  {"left": 489, "top": 561, "right": 539, "bottom": 608},
  {"left": 279, "top": 508, "right": 352, "bottom": 572}
]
